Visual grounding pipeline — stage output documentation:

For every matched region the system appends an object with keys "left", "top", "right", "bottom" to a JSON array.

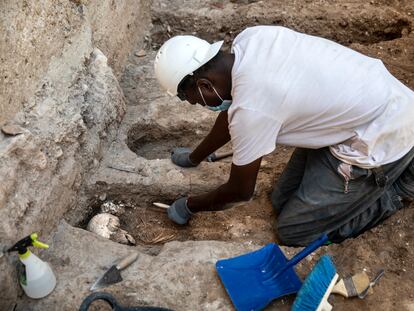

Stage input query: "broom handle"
[{"left": 274, "top": 233, "right": 329, "bottom": 279}]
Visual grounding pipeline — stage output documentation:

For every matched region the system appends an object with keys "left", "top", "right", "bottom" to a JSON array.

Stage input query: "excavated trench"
[
  {"left": 80, "top": 196, "right": 277, "bottom": 245},
  {"left": 126, "top": 124, "right": 206, "bottom": 160},
  {"left": 77, "top": 145, "right": 286, "bottom": 246},
  {"left": 66, "top": 2, "right": 414, "bottom": 309}
]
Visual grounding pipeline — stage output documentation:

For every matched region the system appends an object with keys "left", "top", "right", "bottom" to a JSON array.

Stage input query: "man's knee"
[
  {"left": 271, "top": 187, "right": 284, "bottom": 215},
  {"left": 270, "top": 148, "right": 310, "bottom": 215},
  {"left": 394, "top": 159, "right": 414, "bottom": 200},
  {"left": 276, "top": 226, "right": 303, "bottom": 246},
  {"left": 276, "top": 218, "right": 322, "bottom": 247}
]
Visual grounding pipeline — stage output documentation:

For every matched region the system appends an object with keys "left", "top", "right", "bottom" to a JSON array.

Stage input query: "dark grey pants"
[{"left": 271, "top": 147, "right": 414, "bottom": 246}]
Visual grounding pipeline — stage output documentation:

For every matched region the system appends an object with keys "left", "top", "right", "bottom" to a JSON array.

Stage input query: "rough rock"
[
  {"left": 0, "top": 47, "right": 126, "bottom": 310},
  {"left": 0, "top": 47, "right": 124, "bottom": 244},
  {"left": 1, "top": 124, "right": 26, "bottom": 136},
  {"left": 13, "top": 221, "right": 261, "bottom": 311},
  {"left": 0, "top": 1, "right": 151, "bottom": 307},
  {"left": 0, "top": 0, "right": 150, "bottom": 125}
]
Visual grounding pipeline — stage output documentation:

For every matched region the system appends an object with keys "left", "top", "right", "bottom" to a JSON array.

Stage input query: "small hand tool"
[
  {"left": 358, "top": 269, "right": 385, "bottom": 299},
  {"left": 153, "top": 202, "right": 170, "bottom": 209},
  {"left": 207, "top": 151, "right": 233, "bottom": 162},
  {"left": 91, "top": 251, "right": 139, "bottom": 291},
  {"left": 331, "top": 271, "right": 370, "bottom": 297}
]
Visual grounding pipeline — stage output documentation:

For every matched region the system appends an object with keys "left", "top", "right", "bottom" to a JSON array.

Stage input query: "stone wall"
[
  {"left": 0, "top": 0, "right": 150, "bottom": 125},
  {"left": 0, "top": 1, "right": 151, "bottom": 309}
]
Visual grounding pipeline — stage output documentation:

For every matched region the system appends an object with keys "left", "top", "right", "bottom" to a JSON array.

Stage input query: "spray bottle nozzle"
[{"left": 7, "top": 233, "right": 49, "bottom": 255}]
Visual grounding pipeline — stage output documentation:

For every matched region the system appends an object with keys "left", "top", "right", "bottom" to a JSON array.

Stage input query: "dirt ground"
[
  {"left": 77, "top": 1, "right": 414, "bottom": 310},
  {"left": 115, "top": 146, "right": 291, "bottom": 246},
  {"left": 93, "top": 149, "right": 413, "bottom": 310}
]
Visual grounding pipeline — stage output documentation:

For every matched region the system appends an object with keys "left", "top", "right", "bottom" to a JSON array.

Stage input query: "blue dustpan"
[{"left": 216, "top": 234, "right": 328, "bottom": 311}]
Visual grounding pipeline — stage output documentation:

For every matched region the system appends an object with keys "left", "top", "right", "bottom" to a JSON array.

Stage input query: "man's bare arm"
[
  {"left": 189, "top": 111, "right": 231, "bottom": 164},
  {"left": 187, "top": 157, "right": 262, "bottom": 212}
]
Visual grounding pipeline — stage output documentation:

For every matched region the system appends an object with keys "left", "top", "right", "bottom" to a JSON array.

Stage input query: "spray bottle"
[{"left": 8, "top": 233, "right": 56, "bottom": 299}]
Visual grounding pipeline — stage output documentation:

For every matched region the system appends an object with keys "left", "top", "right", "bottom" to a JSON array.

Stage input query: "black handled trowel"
[
  {"left": 90, "top": 251, "right": 139, "bottom": 291},
  {"left": 206, "top": 151, "right": 233, "bottom": 162}
]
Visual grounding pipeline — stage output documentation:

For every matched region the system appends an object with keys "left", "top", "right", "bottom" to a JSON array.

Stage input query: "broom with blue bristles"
[{"left": 292, "top": 255, "right": 339, "bottom": 311}]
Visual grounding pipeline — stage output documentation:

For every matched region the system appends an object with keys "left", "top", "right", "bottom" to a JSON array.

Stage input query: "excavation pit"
[
  {"left": 127, "top": 124, "right": 207, "bottom": 160},
  {"left": 77, "top": 146, "right": 296, "bottom": 247},
  {"left": 79, "top": 193, "right": 278, "bottom": 246}
]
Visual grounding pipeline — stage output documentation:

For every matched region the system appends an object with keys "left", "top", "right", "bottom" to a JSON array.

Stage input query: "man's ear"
[{"left": 196, "top": 78, "right": 214, "bottom": 94}]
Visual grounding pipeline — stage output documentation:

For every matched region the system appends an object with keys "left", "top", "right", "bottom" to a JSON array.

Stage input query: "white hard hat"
[{"left": 154, "top": 35, "right": 224, "bottom": 96}]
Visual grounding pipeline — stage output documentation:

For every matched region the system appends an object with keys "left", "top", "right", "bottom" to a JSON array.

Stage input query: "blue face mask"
[
  {"left": 206, "top": 100, "right": 232, "bottom": 112},
  {"left": 198, "top": 85, "right": 232, "bottom": 112}
]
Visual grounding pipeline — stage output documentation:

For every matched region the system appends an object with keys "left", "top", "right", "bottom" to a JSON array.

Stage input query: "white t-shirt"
[{"left": 228, "top": 26, "right": 414, "bottom": 168}]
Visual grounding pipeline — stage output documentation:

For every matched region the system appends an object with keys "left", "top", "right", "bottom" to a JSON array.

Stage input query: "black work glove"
[
  {"left": 167, "top": 197, "right": 193, "bottom": 225},
  {"left": 171, "top": 147, "right": 198, "bottom": 167}
]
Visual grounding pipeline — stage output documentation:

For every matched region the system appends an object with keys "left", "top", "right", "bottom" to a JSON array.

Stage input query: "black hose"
[{"left": 79, "top": 292, "right": 174, "bottom": 311}]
